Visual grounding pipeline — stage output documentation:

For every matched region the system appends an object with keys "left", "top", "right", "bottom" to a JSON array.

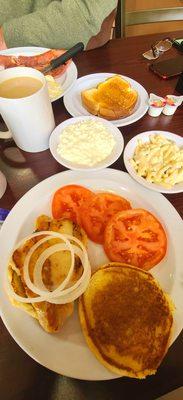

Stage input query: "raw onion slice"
[
  {"left": 47, "top": 269, "right": 91, "bottom": 304},
  {"left": 6, "top": 276, "right": 49, "bottom": 304},
  {"left": 6, "top": 230, "right": 91, "bottom": 304},
  {"left": 23, "top": 239, "right": 74, "bottom": 297},
  {"left": 33, "top": 233, "right": 89, "bottom": 296}
]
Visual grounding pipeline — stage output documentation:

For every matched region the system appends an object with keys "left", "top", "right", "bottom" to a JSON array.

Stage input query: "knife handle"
[{"left": 50, "top": 42, "right": 84, "bottom": 69}]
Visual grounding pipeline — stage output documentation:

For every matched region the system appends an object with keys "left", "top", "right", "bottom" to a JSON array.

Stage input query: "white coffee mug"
[{"left": 0, "top": 67, "right": 55, "bottom": 152}]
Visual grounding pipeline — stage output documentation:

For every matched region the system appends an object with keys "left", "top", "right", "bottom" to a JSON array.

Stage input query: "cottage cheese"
[{"left": 57, "top": 119, "right": 116, "bottom": 166}]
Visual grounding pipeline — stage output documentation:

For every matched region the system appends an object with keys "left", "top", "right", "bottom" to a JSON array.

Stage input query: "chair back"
[{"left": 86, "top": 8, "right": 117, "bottom": 50}]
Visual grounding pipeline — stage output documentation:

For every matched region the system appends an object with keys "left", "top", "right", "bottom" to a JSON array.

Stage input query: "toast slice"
[{"left": 81, "top": 75, "right": 138, "bottom": 120}]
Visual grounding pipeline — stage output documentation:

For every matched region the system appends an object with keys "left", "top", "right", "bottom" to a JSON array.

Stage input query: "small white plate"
[
  {"left": 63, "top": 73, "right": 149, "bottom": 127},
  {"left": 124, "top": 130, "right": 183, "bottom": 194},
  {"left": 0, "top": 47, "right": 78, "bottom": 102},
  {"left": 49, "top": 116, "right": 124, "bottom": 170}
]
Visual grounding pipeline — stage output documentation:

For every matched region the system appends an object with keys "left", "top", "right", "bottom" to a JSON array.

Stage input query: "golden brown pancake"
[
  {"left": 8, "top": 215, "right": 87, "bottom": 333},
  {"left": 79, "top": 263, "right": 173, "bottom": 378}
]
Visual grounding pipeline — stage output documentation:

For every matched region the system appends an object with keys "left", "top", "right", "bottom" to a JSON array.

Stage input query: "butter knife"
[{"left": 41, "top": 42, "right": 84, "bottom": 74}]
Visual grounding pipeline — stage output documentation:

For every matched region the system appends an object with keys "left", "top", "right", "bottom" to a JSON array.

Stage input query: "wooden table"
[{"left": 0, "top": 31, "right": 183, "bottom": 400}]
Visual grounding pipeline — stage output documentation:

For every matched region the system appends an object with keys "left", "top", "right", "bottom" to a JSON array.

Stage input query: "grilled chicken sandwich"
[{"left": 8, "top": 215, "right": 87, "bottom": 333}]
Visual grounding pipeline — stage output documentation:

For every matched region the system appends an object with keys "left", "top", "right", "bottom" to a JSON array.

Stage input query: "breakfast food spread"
[
  {"left": 6, "top": 183, "right": 172, "bottom": 377},
  {"left": 130, "top": 134, "right": 183, "bottom": 188},
  {"left": 81, "top": 75, "right": 138, "bottom": 120},
  {"left": 1, "top": 34, "right": 180, "bottom": 381},
  {"left": 79, "top": 263, "right": 173, "bottom": 378},
  {"left": 56, "top": 119, "right": 115, "bottom": 167},
  {"left": 45, "top": 75, "right": 62, "bottom": 100}
]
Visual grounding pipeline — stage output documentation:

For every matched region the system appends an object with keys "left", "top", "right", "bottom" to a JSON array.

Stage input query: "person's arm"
[
  {"left": 2, "top": 0, "right": 117, "bottom": 49},
  {"left": 0, "top": 27, "right": 7, "bottom": 50}
]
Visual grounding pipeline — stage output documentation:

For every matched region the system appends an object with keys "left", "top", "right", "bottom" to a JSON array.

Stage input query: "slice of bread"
[{"left": 81, "top": 75, "right": 138, "bottom": 120}]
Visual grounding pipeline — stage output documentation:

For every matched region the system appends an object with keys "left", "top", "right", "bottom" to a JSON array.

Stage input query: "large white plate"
[
  {"left": 63, "top": 73, "right": 149, "bottom": 127},
  {"left": 124, "top": 131, "right": 183, "bottom": 194},
  {"left": 0, "top": 169, "right": 182, "bottom": 380},
  {"left": 0, "top": 47, "right": 78, "bottom": 102},
  {"left": 0, "top": 170, "right": 7, "bottom": 199},
  {"left": 49, "top": 115, "right": 124, "bottom": 170}
]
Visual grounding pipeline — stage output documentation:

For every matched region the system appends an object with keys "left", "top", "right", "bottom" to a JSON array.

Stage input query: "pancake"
[
  {"left": 8, "top": 215, "right": 87, "bottom": 333},
  {"left": 79, "top": 263, "right": 173, "bottom": 378}
]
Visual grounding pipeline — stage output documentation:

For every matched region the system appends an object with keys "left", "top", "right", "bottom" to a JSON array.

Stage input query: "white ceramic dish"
[
  {"left": 0, "top": 47, "right": 78, "bottom": 102},
  {"left": 63, "top": 73, "right": 149, "bottom": 127},
  {"left": 49, "top": 116, "right": 124, "bottom": 170},
  {"left": 124, "top": 130, "right": 183, "bottom": 194},
  {"left": 0, "top": 171, "right": 7, "bottom": 198},
  {"left": 0, "top": 169, "right": 182, "bottom": 380}
]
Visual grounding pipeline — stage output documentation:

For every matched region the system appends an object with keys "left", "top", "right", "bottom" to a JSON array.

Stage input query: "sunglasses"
[{"left": 143, "top": 38, "right": 172, "bottom": 60}]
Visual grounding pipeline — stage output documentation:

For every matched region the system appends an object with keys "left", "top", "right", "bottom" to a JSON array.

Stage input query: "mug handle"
[{"left": 0, "top": 130, "right": 12, "bottom": 139}]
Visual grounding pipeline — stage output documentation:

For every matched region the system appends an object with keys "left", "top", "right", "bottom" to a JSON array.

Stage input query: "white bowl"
[
  {"left": 49, "top": 116, "right": 124, "bottom": 171},
  {"left": 124, "top": 130, "right": 183, "bottom": 194}
]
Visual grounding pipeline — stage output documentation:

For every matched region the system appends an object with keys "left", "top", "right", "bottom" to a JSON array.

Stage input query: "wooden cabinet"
[
  {"left": 127, "top": 0, "right": 183, "bottom": 11},
  {"left": 125, "top": 0, "right": 183, "bottom": 36}
]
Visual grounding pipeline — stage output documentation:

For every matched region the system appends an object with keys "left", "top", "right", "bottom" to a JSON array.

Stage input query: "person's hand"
[{"left": 0, "top": 27, "right": 7, "bottom": 50}]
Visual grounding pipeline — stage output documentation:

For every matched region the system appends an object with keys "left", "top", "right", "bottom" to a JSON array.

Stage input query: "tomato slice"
[
  {"left": 81, "top": 192, "right": 131, "bottom": 244},
  {"left": 104, "top": 209, "right": 167, "bottom": 270},
  {"left": 52, "top": 184, "right": 94, "bottom": 225}
]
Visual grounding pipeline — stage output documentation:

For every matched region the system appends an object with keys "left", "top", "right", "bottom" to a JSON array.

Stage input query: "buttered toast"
[{"left": 81, "top": 75, "right": 138, "bottom": 120}]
